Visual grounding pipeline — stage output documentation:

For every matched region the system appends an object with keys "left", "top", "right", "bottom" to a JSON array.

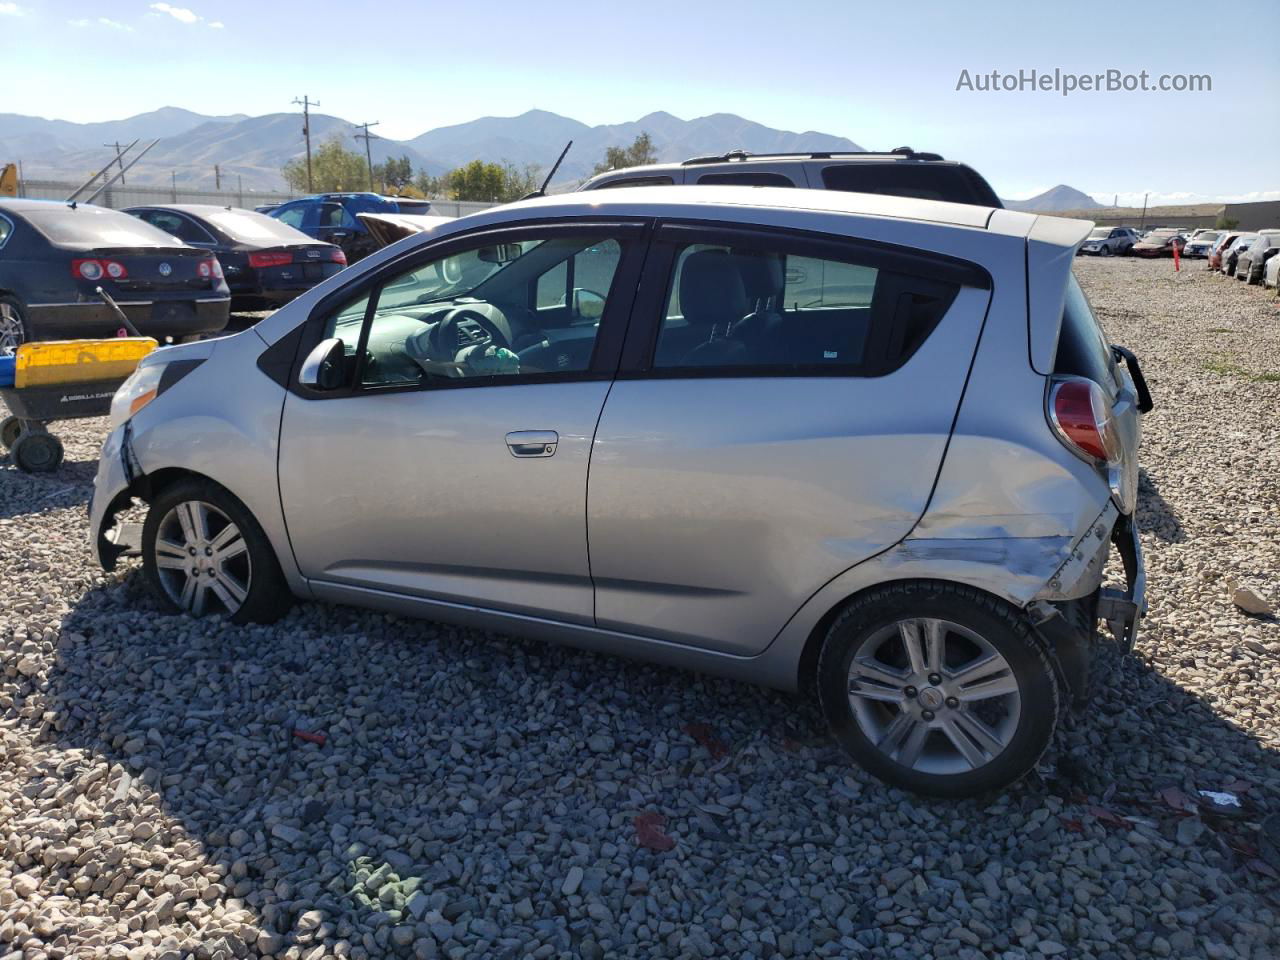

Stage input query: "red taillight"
[
  {"left": 1049, "top": 377, "right": 1116, "bottom": 462},
  {"left": 330, "top": 248, "right": 347, "bottom": 265},
  {"left": 73, "top": 258, "right": 127, "bottom": 280},
  {"left": 73, "top": 258, "right": 103, "bottom": 280},
  {"left": 197, "top": 260, "right": 211, "bottom": 278},
  {"left": 249, "top": 251, "right": 293, "bottom": 269}
]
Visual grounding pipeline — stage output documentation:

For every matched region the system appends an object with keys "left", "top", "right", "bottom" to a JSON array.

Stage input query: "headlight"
[
  {"left": 109, "top": 364, "right": 166, "bottom": 430},
  {"left": 108, "top": 357, "right": 203, "bottom": 430}
]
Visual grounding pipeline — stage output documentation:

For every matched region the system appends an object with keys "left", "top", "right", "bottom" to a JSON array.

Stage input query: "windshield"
[
  {"left": 202, "top": 209, "right": 313, "bottom": 244},
  {"left": 1195, "top": 232, "right": 1220, "bottom": 243},
  {"left": 23, "top": 205, "right": 184, "bottom": 247},
  {"left": 1088, "top": 228, "right": 1110, "bottom": 239},
  {"left": 377, "top": 240, "right": 547, "bottom": 311}
]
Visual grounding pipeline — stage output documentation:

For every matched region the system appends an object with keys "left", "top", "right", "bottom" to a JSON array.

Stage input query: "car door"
[
  {"left": 587, "top": 221, "right": 993, "bottom": 655},
  {"left": 276, "top": 220, "right": 646, "bottom": 623}
]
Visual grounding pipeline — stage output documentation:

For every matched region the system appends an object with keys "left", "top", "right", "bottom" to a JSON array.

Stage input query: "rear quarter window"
[{"left": 1056, "top": 273, "right": 1116, "bottom": 388}]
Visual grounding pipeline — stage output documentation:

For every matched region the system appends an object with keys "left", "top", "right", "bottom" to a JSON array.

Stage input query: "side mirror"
[{"left": 298, "top": 337, "right": 347, "bottom": 390}]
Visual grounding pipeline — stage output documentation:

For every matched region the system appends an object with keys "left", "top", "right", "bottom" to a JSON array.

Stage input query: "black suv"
[{"left": 578, "top": 148, "right": 1002, "bottom": 208}]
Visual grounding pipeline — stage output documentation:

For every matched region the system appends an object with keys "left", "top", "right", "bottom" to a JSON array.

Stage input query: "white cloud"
[
  {"left": 208, "top": 20, "right": 224, "bottom": 28},
  {"left": 150, "top": 3, "right": 200, "bottom": 24},
  {"left": 70, "top": 16, "right": 134, "bottom": 30},
  {"left": 0, "top": 2, "right": 24, "bottom": 16}
]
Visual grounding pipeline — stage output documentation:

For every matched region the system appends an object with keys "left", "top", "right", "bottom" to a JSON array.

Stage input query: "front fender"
[{"left": 97, "top": 328, "right": 307, "bottom": 595}]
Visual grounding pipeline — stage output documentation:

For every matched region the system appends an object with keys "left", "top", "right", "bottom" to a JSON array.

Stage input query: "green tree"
[
  {"left": 440, "top": 159, "right": 543, "bottom": 203},
  {"left": 282, "top": 136, "right": 368, "bottom": 193},
  {"left": 375, "top": 154, "right": 414, "bottom": 192},
  {"left": 593, "top": 132, "right": 658, "bottom": 175},
  {"left": 1215, "top": 216, "right": 1240, "bottom": 230}
]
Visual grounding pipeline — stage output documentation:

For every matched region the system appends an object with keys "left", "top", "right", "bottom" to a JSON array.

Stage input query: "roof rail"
[{"left": 680, "top": 148, "right": 947, "bottom": 166}]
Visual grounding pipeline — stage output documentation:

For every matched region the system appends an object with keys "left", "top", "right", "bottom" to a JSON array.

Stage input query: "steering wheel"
[{"left": 433, "top": 306, "right": 512, "bottom": 358}]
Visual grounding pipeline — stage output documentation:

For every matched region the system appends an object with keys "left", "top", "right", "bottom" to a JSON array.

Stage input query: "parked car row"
[
  {"left": 0, "top": 192, "right": 444, "bottom": 353},
  {"left": 1205, "top": 229, "right": 1280, "bottom": 285}
]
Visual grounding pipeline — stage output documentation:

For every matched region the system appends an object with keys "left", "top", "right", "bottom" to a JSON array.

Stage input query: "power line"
[
  {"left": 354, "top": 121, "right": 380, "bottom": 193},
  {"left": 292, "top": 95, "right": 319, "bottom": 193}
]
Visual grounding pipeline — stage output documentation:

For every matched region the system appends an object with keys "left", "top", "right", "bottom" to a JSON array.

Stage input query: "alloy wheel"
[
  {"left": 152, "top": 500, "right": 252, "bottom": 616},
  {"left": 0, "top": 301, "right": 23, "bottom": 356},
  {"left": 846, "top": 617, "right": 1022, "bottom": 775}
]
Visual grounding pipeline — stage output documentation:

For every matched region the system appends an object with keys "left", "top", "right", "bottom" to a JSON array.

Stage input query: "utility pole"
[
  {"left": 354, "top": 121, "right": 380, "bottom": 192},
  {"left": 1139, "top": 192, "right": 1149, "bottom": 231},
  {"left": 215, "top": 164, "right": 221, "bottom": 191},
  {"left": 103, "top": 142, "right": 126, "bottom": 185},
  {"left": 171, "top": 170, "right": 177, "bottom": 203},
  {"left": 292, "top": 96, "right": 319, "bottom": 193}
]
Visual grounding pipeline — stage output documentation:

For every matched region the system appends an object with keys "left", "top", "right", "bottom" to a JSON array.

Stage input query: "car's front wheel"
[
  {"left": 1100, "top": 245, "right": 1113, "bottom": 257},
  {"left": 142, "top": 479, "right": 292, "bottom": 624},
  {"left": 818, "top": 582, "right": 1059, "bottom": 797}
]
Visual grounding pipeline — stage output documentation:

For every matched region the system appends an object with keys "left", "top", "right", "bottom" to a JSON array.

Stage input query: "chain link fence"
[{"left": 15, "top": 179, "right": 498, "bottom": 218}]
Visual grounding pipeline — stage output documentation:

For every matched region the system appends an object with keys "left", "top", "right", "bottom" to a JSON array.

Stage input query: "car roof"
[
  {"left": 125, "top": 203, "right": 265, "bottom": 217},
  {"left": 498, "top": 184, "right": 1054, "bottom": 234}
]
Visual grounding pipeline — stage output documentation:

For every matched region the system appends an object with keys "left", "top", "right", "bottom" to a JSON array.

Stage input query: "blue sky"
[{"left": 2, "top": 0, "right": 1276, "bottom": 203}]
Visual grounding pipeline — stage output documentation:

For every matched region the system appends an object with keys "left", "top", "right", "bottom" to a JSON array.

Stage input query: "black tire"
[
  {"left": 1100, "top": 245, "right": 1113, "bottom": 257},
  {"left": 0, "top": 295, "right": 31, "bottom": 356},
  {"left": 817, "top": 581, "right": 1059, "bottom": 798},
  {"left": 142, "top": 478, "right": 293, "bottom": 625},
  {"left": 1, "top": 416, "right": 22, "bottom": 451},
  {"left": 10, "top": 431, "right": 63, "bottom": 473}
]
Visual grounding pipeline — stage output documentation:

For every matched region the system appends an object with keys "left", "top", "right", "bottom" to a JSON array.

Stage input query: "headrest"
[
  {"left": 679, "top": 250, "right": 748, "bottom": 328},
  {"left": 734, "top": 251, "right": 785, "bottom": 304}
]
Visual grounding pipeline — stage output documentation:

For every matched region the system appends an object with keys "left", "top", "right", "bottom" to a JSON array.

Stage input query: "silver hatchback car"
[{"left": 90, "top": 187, "right": 1150, "bottom": 797}]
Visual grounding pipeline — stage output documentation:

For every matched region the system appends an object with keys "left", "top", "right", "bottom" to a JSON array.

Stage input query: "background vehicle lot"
[{"left": 1, "top": 260, "right": 1277, "bottom": 958}]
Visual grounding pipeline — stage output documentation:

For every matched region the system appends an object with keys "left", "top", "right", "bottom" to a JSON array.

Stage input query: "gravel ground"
[{"left": 2, "top": 259, "right": 1278, "bottom": 960}]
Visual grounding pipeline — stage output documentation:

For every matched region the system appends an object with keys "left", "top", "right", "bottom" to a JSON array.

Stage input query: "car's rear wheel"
[
  {"left": 817, "top": 582, "right": 1058, "bottom": 797},
  {"left": 0, "top": 296, "right": 30, "bottom": 356},
  {"left": 142, "top": 479, "right": 292, "bottom": 624}
]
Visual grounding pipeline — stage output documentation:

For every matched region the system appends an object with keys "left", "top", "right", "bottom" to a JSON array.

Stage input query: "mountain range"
[{"left": 3, "top": 107, "right": 862, "bottom": 192}]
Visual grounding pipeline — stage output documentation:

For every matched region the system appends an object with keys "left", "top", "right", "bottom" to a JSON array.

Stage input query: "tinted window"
[
  {"left": 821, "top": 163, "right": 996, "bottom": 206},
  {"left": 273, "top": 204, "right": 307, "bottom": 229},
  {"left": 139, "top": 211, "right": 213, "bottom": 244},
  {"left": 653, "top": 238, "right": 958, "bottom": 374},
  {"left": 21, "top": 207, "right": 182, "bottom": 246},
  {"left": 697, "top": 171, "right": 796, "bottom": 187},
  {"left": 1056, "top": 273, "right": 1116, "bottom": 388},
  {"left": 319, "top": 203, "right": 356, "bottom": 228},
  {"left": 320, "top": 232, "right": 628, "bottom": 389},
  {"left": 593, "top": 176, "right": 675, "bottom": 189}
]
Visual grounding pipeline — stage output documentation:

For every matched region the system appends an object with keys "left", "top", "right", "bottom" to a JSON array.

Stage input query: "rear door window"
[
  {"left": 696, "top": 171, "right": 796, "bottom": 187},
  {"left": 820, "top": 164, "right": 995, "bottom": 205},
  {"left": 649, "top": 229, "right": 968, "bottom": 375}
]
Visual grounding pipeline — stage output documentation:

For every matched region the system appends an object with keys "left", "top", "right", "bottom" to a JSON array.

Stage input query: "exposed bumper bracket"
[{"left": 1098, "top": 515, "right": 1146, "bottom": 653}]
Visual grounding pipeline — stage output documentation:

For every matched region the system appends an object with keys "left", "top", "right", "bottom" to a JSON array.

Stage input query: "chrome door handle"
[{"left": 506, "top": 430, "right": 558, "bottom": 458}]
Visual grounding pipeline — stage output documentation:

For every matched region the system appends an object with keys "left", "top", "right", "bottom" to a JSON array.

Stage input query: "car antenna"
[
  {"left": 65, "top": 138, "right": 140, "bottom": 205},
  {"left": 519, "top": 140, "right": 572, "bottom": 201}
]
